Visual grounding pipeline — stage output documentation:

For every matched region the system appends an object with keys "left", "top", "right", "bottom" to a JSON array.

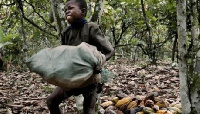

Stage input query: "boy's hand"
[{"left": 94, "top": 69, "right": 101, "bottom": 74}]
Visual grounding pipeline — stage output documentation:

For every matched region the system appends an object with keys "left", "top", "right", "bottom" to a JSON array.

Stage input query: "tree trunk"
[
  {"left": 177, "top": 0, "right": 191, "bottom": 113},
  {"left": 15, "top": 0, "right": 27, "bottom": 68},
  {"left": 172, "top": 34, "right": 178, "bottom": 62},
  {"left": 190, "top": 0, "right": 200, "bottom": 113},
  {"left": 87, "top": 0, "right": 92, "bottom": 18},
  {"left": 89, "top": 0, "right": 104, "bottom": 24},
  {"left": 141, "top": 0, "right": 155, "bottom": 64},
  {"left": 49, "top": 0, "right": 66, "bottom": 36}
]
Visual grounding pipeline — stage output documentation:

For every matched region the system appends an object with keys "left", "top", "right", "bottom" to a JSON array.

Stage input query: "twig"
[{"left": 6, "top": 104, "right": 24, "bottom": 108}]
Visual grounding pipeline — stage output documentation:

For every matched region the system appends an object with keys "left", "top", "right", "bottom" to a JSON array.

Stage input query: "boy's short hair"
[{"left": 67, "top": 0, "right": 88, "bottom": 17}]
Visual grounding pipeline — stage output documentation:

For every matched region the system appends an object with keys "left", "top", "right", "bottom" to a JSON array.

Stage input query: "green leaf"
[
  {"left": 131, "top": 38, "right": 138, "bottom": 45},
  {"left": 3, "top": 34, "right": 16, "bottom": 43}
]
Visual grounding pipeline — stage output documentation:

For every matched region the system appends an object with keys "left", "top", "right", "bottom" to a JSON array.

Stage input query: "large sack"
[{"left": 26, "top": 42, "right": 106, "bottom": 90}]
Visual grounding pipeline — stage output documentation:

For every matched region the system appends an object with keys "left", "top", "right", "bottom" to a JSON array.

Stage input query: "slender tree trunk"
[
  {"left": 19, "top": 11, "right": 27, "bottom": 64},
  {"left": 49, "top": 0, "right": 66, "bottom": 35},
  {"left": 141, "top": 0, "right": 155, "bottom": 64},
  {"left": 172, "top": 34, "right": 178, "bottom": 62},
  {"left": 89, "top": 0, "right": 104, "bottom": 24},
  {"left": 88, "top": 0, "right": 92, "bottom": 18},
  {"left": 15, "top": 0, "right": 27, "bottom": 66},
  {"left": 177, "top": 0, "right": 191, "bottom": 113}
]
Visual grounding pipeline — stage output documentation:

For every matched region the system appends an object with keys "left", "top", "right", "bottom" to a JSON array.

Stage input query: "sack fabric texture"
[{"left": 26, "top": 42, "right": 106, "bottom": 90}]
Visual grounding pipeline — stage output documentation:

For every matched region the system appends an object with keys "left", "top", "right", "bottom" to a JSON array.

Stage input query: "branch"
[
  {"left": 23, "top": 0, "right": 56, "bottom": 31},
  {"left": 114, "top": 43, "right": 132, "bottom": 48},
  {"left": 23, "top": 16, "right": 59, "bottom": 38},
  {"left": 111, "top": 27, "right": 116, "bottom": 44},
  {"left": 0, "top": 2, "right": 15, "bottom": 6},
  {"left": 141, "top": 0, "right": 150, "bottom": 30},
  {"left": 116, "top": 21, "right": 133, "bottom": 45},
  {"left": 128, "top": 28, "right": 138, "bottom": 43},
  {"left": 154, "top": 32, "right": 175, "bottom": 49},
  {"left": 16, "top": 0, "right": 59, "bottom": 39},
  {"left": 137, "top": 44, "right": 147, "bottom": 55}
]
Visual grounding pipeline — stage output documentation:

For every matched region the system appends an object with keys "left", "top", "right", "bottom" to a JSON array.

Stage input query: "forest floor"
[{"left": 0, "top": 59, "right": 180, "bottom": 114}]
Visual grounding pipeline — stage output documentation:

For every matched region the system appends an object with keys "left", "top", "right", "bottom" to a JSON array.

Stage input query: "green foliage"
[
  {"left": 0, "top": 0, "right": 60, "bottom": 68},
  {"left": 101, "top": 0, "right": 177, "bottom": 62},
  {"left": 0, "top": 0, "right": 180, "bottom": 67},
  {"left": 131, "top": 38, "right": 138, "bottom": 45},
  {"left": 0, "top": 25, "right": 13, "bottom": 48}
]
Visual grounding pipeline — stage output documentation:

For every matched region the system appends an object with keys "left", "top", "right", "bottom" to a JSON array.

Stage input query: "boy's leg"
[
  {"left": 83, "top": 93, "right": 97, "bottom": 114},
  {"left": 82, "top": 84, "right": 98, "bottom": 114},
  {"left": 46, "top": 87, "right": 66, "bottom": 114}
]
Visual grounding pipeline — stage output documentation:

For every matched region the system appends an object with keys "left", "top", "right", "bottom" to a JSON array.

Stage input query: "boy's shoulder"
[{"left": 86, "top": 22, "right": 99, "bottom": 29}]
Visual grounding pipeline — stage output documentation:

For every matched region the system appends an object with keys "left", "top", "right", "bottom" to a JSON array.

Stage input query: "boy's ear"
[{"left": 81, "top": 8, "right": 86, "bottom": 15}]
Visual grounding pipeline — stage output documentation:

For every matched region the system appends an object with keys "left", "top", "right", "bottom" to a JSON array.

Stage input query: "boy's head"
[{"left": 65, "top": 0, "right": 87, "bottom": 24}]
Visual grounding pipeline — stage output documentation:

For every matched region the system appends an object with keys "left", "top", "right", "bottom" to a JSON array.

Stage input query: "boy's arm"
[
  {"left": 89, "top": 23, "right": 115, "bottom": 61},
  {"left": 104, "top": 47, "right": 115, "bottom": 61},
  {"left": 60, "top": 27, "right": 71, "bottom": 45}
]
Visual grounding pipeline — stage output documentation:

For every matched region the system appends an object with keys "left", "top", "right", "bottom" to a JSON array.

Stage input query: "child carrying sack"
[{"left": 26, "top": 42, "right": 106, "bottom": 90}]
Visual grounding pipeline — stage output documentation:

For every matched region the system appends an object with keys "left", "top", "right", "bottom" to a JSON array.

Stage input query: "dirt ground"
[{"left": 0, "top": 59, "right": 180, "bottom": 114}]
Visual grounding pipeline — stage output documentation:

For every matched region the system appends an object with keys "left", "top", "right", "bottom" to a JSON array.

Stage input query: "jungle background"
[{"left": 0, "top": 0, "right": 200, "bottom": 113}]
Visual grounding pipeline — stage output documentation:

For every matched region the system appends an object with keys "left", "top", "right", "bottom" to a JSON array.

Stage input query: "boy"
[{"left": 46, "top": 0, "right": 115, "bottom": 114}]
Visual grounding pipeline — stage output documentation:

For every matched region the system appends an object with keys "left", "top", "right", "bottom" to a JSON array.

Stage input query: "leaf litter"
[{"left": 0, "top": 59, "right": 180, "bottom": 114}]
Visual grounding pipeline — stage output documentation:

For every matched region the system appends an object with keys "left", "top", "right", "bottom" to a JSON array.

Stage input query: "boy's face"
[{"left": 65, "top": 1, "right": 84, "bottom": 24}]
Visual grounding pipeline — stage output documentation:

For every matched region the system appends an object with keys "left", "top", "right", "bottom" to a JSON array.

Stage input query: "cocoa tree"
[{"left": 177, "top": 0, "right": 200, "bottom": 113}]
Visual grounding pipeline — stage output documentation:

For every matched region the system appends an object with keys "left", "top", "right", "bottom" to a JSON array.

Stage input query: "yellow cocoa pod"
[
  {"left": 112, "top": 97, "right": 119, "bottom": 104},
  {"left": 126, "top": 101, "right": 137, "bottom": 110},
  {"left": 100, "top": 101, "right": 113, "bottom": 108},
  {"left": 156, "top": 110, "right": 168, "bottom": 114},
  {"left": 115, "top": 97, "right": 132, "bottom": 107}
]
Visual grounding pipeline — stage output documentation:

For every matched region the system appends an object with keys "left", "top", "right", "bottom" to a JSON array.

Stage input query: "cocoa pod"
[
  {"left": 115, "top": 97, "right": 132, "bottom": 107},
  {"left": 126, "top": 101, "right": 137, "bottom": 110}
]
